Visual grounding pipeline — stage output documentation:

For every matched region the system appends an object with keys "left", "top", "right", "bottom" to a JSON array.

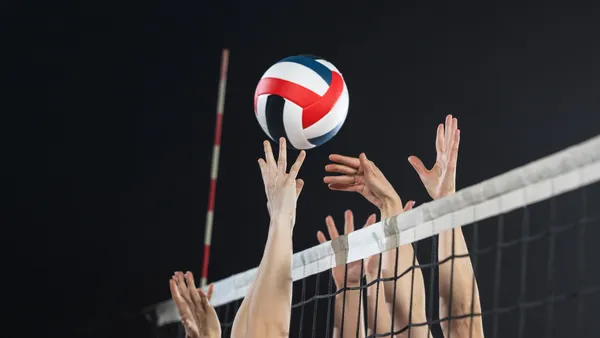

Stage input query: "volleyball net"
[{"left": 153, "top": 134, "right": 600, "bottom": 337}]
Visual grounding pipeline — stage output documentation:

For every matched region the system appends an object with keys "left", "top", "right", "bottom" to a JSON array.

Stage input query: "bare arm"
[
  {"left": 365, "top": 254, "right": 392, "bottom": 337},
  {"left": 318, "top": 211, "right": 372, "bottom": 338},
  {"left": 408, "top": 115, "right": 483, "bottom": 338},
  {"left": 334, "top": 284, "right": 365, "bottom": 338},
  {"left": 234, "top": 138, "right": 306, "bottom": 338},
  {"left": 246, "top": 216, "right": 295, "bottom": 338},
  {"left": 438, "top": 228, "right": 483, "bottom": 338},
  {"left": 380, "top": 205, "right": 430, "bottom": 338}
]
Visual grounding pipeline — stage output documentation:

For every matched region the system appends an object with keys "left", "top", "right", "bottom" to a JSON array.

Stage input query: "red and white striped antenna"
[{"left": 201, "top": 49, "right": 230, "bottom": 287}]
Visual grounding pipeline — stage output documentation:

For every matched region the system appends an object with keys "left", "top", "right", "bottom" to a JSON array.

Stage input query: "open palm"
[
  {"left": 324, "top": 153, "right": 403, "bottom": 211},
  {"left": 317, "top": 210, "right": 377, "bottom": 288},
  {"left": 170, "top": 272, "right": 221, "bottom": 338},
  {"left": 408, "top": 114, "right": 460, "bottom": 200}
]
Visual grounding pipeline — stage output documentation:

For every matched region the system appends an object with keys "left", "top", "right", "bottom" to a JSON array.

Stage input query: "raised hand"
[
  {"left": 324, "top": 153, "right": 411, "bottom": 214},
  {"left": 317, "top": 210, "right": 377, "bottom": 288},
  {"left": 408, "top": 114, "right": 460, "bottom": 200},
  {"left": 258, "top": 138, "right": 306, "bottom": 223},
  {"left": 169, "top": 272, "right": 220, "bottom": 338}
]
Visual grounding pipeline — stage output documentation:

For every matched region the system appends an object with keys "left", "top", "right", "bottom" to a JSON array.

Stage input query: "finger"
[
  {"left": 327, "top": 183, "right": 362, "bottom": 192},
  {"left": 185, "top": 272, "right": 202, "bottom": 305},
  {"left": 444, "top": 114, "right": 453, "bottom": 152},
  {"left": 328, "top": 154, "right": 361, "bottom": 168},
  {"left": 448, "top": 129, "right": 460, "bottom": 170},
  {"left": 258, "top": 158, "right": 267, "bottom": 176},
  {"left": 175, "top": 271, "right": 188, "bottom": 295},
  {"left": 277, "top": 137, "right": 287, "bottom": 174},
  {"left": 325, "top": 215, "right": 340, "bottom": 239},
  {"left": 344, "top": 209, "right": 355, "bottom": 234},
  {"left": 175, "top": 272, "right": 195, "bottom": 310},
  {"left": 170, "top": 279, "right": 193, "bottom": 320},
  {"left": 359, "top": 153, "right": 376, "bottom": 177},
  {"left": 363, "top": 213, "right": 377, "bottom": 228},
  {"left": 295, "top": 179, "right": 304, "bottom": 198},
  {"left": 408, "top": 156, "right": 428, "bottom": 178},
  {"left": 435, "top": 123, "right": 444, "bottom": 153},
  {"left": 404, "top": 200, "right": 416, "bottom": 211},
  {"left": 207, "top": 283, "right": 214, "bottom": 301},
  {"left": 288, "top": 150, "right": 306, "bottom": 181},
  {"left": 198, "top": 288, "right": 212, "bottom": 312},
  {"left": 324, "top": 163, "right": 358, "bottom": 175},
  {"left": 169, "top": 278, "right": 183, "bottom": 303},
  {"left": 317, "top": 230, "right": 327, "bottom": 244},
  {"left": 323, "top": 175, "right": 356, "bottom": 185},
  {"left": 264, "top": 140, "right": 276, "bottom": 169}
]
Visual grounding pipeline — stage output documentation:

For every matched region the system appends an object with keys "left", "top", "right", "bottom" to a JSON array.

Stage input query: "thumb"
[
  {"left": 403, "top": 200, "right": 416, "bottom": 211},
  {"left": 408, "top": 156, "right": 428, "bottom": 178},
  {"left": 295, "top": 179, "right": 305, "bottom": 198}
]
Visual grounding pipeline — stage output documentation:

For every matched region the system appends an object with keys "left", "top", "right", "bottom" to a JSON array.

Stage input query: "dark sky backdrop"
[{"left": 13, "top": 1, "right": 600, "bottom": 337}]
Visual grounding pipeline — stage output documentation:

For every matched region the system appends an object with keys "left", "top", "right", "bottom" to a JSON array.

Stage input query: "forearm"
[
  {"left": 381, "top": 207, "right": 429, "bottom": 338},
  {"left": 381, "top": 246, "right": 428, "bottom": 338},
  {"left": 366, "top": 272, "right": 392, "bottom": 336},
  {"left": 438, "top": 227, "right": 483, "bottom": 337},
  {"left": 246, "top": 216, "right": 294, "bottom": 337},
  {"left": 333, "top": 284, "right": 365, "bottom": 338},
  {"left": 231, "top": 280, "right": 255, "bottom": 338}
]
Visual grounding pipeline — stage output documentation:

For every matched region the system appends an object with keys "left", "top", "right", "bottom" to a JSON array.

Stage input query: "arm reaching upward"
[
  {"left": 408, "top": 115, "right": 483, "bottom": 338},
  {"left": 324, "top": 154, "right": 429, "bottom": 338},
  {"left": 169, "top": 272, "right": 220, "bottom": 338},
  {"left": 231, "top": 138, "right": 306, "bottom": 338},
  {"left": 317, "top": 210, "right": 373, "bottom": 338}
]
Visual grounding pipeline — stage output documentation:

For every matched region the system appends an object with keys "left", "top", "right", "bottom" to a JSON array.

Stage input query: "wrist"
[
  {"left": 270, "top": 213, "right": 295, "bottom": 227},
  {"left": 379, "top": 197, "right": 403, "bottom": 218}
]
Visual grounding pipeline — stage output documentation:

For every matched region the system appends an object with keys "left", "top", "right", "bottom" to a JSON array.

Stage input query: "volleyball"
[{"left": 254, "top": 55, "right": 349, "bottom": 150}]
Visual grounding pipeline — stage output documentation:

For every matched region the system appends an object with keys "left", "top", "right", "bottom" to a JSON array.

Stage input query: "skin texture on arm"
[
  {"left": 169, "top": 272, "right": 221, "bottom": 338},
  {"left": 408, "top": 115, "right": 483, "bottom": 338},
  {"left": 317, "top": 210, "right": 372, "bottom": 338},
  {"left": 231, "top": 138, "right": 306, "bottom": 338},
  {"left": 324, "top": 154, "right": 429, "bottom": 338},
  {"left": 380, "top": 204, "right": 430, "bottom": 338},
  {"left": 364, "top": 250, "right": 393, "bottom": 337}
]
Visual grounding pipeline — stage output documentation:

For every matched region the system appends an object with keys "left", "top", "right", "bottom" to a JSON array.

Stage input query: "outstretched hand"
[
  {"left": 408, "top": 114, "right": 460, "bottom": 200},
  {"left": 324, "top": 153, "right": 408, "bottom": 214},
  {"left": 258, "top": 138, "right": 306, "bottom": 223},
  {"left": 169, "top": 271, "right": 220, "bottom": 338},
  {"left": 317, "top": 210, "right": 376, "bottom": 289}
]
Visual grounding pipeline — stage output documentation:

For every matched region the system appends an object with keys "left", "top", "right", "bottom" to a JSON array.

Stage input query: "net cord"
[{"left": 154, "top": 135, "right": 600, "bottom": 326}]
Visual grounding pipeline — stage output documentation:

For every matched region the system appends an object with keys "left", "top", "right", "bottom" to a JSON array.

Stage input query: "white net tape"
[{"left": 154, "top": 135, "right": 600, "bottom": 326}]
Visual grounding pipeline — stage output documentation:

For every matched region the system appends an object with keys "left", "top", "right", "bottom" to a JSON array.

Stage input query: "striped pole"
[{"left": 201, "top": 49, "right": 230, "bottom": 287}]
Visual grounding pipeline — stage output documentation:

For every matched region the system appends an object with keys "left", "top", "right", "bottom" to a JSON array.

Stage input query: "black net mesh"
[{"left": 185, "top": 182, "right": 600, "bottom": 338}]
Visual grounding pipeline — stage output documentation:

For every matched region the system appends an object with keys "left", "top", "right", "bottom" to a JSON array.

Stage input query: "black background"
[{"left": 8, "top": 1, "right": 600, "bottom": 337}]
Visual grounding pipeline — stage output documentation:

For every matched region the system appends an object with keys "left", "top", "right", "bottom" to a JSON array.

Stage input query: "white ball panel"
[{"left": 283, "top": 100, "right": 315, "bottom": 150}]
